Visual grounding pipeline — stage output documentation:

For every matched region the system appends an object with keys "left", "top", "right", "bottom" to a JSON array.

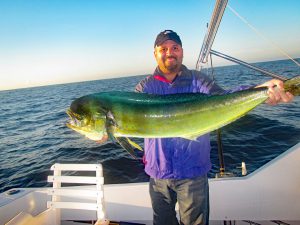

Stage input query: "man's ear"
[{"left": 154, "top": 49, "right": 157, "bottom": 58}]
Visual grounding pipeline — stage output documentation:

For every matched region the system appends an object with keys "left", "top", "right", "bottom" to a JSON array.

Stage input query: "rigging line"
[
  {"left": 210, "top": 49, "right": 287, "bottom": 81},
  {"left": 227, "top": 4, "right": 300, "bottom": 67}
]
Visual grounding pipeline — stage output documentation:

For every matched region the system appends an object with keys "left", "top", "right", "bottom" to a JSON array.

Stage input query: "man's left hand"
[{"left": 256, "top": 79, "right": 294, "bottom": 105}]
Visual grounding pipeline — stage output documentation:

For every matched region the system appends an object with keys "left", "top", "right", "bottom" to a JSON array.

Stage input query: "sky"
[{"left": 0, "top": 0, "right": 300, "bottom": 91}]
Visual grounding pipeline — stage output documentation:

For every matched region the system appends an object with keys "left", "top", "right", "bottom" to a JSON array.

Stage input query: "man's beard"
[{"left": 163, "top": 56, "right": 181, "bottom": 73}]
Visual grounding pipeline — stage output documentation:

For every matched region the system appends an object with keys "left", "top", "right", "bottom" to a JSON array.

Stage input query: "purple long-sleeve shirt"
[{"left": 135, "top": 65, "right": 249, "bottom": 179}]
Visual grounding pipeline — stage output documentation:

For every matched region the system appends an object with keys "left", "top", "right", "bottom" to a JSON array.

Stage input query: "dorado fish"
[{"left": 67, "top": 76, "right": 300, "bottom": 158}]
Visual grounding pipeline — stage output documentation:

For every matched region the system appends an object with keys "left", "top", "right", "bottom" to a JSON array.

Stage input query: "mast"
[
  {"left": 196, "top": 0, "right": 228, "bottom": 71},
  {"left": 196, "top": 0, "right": 292, "bottom": 178},
  {"left": 196, "top": 0, "right": 230, "bottom": 178},
  {"left": 196, "top": 0, "right": 287, "bottom": 80}
]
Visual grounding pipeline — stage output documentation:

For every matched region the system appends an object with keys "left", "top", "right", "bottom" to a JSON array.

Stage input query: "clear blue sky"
[{"left": 1, "top": 0, "right": 300, "bottom": 90}]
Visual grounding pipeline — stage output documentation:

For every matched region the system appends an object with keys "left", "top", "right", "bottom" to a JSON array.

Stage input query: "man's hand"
[{"left": 256, "top": 79, "right": 294, "bottom": 105}]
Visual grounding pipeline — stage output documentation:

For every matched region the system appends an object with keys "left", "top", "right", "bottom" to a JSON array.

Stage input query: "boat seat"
[{"left": 5, "top": 163, "right": 109, "bottom": 225}]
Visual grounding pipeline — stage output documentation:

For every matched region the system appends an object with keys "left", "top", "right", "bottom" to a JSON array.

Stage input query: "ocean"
[{"left": 0, "top": 59, "right": 299, "bottom": 193}]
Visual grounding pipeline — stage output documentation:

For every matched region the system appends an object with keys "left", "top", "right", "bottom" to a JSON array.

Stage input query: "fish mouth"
[
  {"left": 66, "top": 109, "right": 105, "bottom": 142},
  {"left": 66, "top": 109, "right": 82, "bottom": 128}
]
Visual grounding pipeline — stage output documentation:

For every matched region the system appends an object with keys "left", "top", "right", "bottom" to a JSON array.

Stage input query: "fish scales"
[
  {"left": 69, "top": 88, "right": 268, "bottom": 138},
  {"left": 67, "top": 75, "right": 299, "bottom": 157}
]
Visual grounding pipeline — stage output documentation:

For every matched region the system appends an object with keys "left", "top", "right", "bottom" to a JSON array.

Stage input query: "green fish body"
[{"left": 67, "top": 76, "right": 300, "bottom": 158}]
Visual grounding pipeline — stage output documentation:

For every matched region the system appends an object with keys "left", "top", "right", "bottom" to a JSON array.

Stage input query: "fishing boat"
[
  {"left": 1, "top": 0, "right": 299, "bottom": 224},
  {"left": 1, "top": 142, "right": 300, "bottom": 224}
]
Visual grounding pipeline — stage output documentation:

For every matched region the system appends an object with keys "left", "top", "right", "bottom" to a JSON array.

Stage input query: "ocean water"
[{"left": 0, "top": 59, "right": 299, "bottom": 193}]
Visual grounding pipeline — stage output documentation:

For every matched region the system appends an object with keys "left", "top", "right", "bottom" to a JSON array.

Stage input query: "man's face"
[{"left": 154, "top": 40, "right": 183, "bottom": 74}]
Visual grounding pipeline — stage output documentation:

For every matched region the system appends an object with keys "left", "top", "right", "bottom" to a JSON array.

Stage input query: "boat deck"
[{"left": 1, "top": 142, "right": 300, "bottom": 225}]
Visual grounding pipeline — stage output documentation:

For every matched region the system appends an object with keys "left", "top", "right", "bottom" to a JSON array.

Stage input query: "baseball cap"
[{"left": 154, "top": 30, "right": 182, "bottom": 48}]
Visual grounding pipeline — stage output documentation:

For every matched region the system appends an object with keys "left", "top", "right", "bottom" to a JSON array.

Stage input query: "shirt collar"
[{"left": 153, "top": 65, "right": 187, "bottom": 83}]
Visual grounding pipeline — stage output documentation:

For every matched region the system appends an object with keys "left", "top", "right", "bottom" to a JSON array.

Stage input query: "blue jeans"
[{"left": 149, "top": 175, "right": 209, "bottom": 225}]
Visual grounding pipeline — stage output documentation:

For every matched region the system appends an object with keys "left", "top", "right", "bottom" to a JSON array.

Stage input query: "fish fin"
[
  {"left": 105, "top": 111, "right": 118, "bottom": 144},
  {"left": 107, "top": 131, "right": 116, "bottom": 143},
  {"left": 181, "top": 134, "right": 200, "bottom": 141},
  {"left": 115, "top": 137, "right": 143, "bottom": 159},
  {"left": 126, "top": 138, "right": 143, "bottom": 151},
  {"left": 104, "top": 110, "right": 143, "bottom": 158}
]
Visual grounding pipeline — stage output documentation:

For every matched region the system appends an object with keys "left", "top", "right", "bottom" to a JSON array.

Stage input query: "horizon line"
[{"left": 1, "top": 57, "right": 299, "bottom": 92}]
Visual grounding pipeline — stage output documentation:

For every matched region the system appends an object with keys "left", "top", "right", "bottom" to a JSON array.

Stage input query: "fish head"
[{"left": 66, "top": 96, "right": 108, "bottom": 143}]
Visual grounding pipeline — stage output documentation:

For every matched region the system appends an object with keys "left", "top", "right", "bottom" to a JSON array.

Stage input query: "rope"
[{"left": 227, "top": 4, "right": 300, "bottom": 67}]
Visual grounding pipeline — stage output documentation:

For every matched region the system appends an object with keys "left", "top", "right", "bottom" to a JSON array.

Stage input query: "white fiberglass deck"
[{"left": 0, "top": 142, "right": 300, "bottom": 224}]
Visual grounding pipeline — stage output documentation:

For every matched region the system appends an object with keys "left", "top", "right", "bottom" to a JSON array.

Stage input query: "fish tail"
[{"left": 284, "top": 75, "right": 300, "bottom": 96}]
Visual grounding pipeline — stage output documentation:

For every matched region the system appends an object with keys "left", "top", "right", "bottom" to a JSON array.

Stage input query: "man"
[{"left": 135, "top": 30, "right": 294, "bottom": 225}]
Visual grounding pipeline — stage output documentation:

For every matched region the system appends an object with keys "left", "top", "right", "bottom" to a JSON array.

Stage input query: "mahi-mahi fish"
[{"left": 67, "top": 76, "right": 300, "bottom": 158}]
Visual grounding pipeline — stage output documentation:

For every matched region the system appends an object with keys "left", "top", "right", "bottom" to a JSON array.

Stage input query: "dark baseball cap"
[{"left": 154, "top": 30, "right": 182, "bottom": 48}]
